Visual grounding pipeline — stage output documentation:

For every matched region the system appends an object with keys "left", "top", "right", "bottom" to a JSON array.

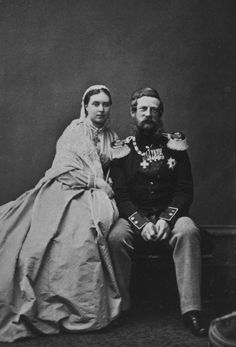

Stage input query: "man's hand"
[
  {"left": 141, "top": 222, "right": 156, "bottom": 241},
  {"left": 154, "top": 219, "right": 171, "bottom": 241}
]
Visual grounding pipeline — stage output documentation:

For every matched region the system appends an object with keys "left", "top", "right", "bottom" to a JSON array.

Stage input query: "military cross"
[{"left": 140, "top": 160, "right": 149, "bottom": 169}]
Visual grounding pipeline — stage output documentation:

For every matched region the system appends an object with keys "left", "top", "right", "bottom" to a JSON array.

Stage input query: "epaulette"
[
  {"left": 111, "top": 139, "right": 131, "bottom": 159},
  {"left": 162, "top": 132, "right": 188, "bottom": 151}
]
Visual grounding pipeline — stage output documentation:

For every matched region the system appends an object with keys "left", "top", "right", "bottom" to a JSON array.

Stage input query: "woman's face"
[{"left": 85, "top": 91, "right": 111, "bottom": 128}]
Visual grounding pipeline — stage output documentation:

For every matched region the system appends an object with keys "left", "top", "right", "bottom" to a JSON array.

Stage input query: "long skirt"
[{"left": 0, "top": 178, "right": 121, "bottom": 342}]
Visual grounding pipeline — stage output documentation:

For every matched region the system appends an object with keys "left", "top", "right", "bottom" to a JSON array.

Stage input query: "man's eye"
[
  {"left": 103, "top": 103, "right": 110, "bottom": 107},
  {"left": 140, "top": 107, "right": 147, "bottom": 111}
]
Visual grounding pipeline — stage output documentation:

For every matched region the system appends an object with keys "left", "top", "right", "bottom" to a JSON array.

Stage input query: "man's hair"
[{"left": 130, "top": 87, "right": 164, "bottom": 117}]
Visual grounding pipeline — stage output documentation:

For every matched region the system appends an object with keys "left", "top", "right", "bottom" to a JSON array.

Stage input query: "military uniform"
[{"left": 108, "top": 132, "right": 202, "bottom": 314}]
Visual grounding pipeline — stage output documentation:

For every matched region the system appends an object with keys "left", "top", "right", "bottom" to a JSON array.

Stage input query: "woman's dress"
[{"left": 0, "top": 119, "right": 123, "bottom": 342}]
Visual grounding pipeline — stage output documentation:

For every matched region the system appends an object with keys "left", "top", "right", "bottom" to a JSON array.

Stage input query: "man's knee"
[{"left": 172, "top": 217, "right": 200, "bottom": 240}]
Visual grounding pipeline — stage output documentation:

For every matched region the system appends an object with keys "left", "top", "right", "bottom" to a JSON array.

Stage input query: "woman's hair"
[
  {"left": 130, "top": 87, "right": 164, "bottom": 117},
  {"left": 83, "top": 88, "right": 112, "bottom": 108}
]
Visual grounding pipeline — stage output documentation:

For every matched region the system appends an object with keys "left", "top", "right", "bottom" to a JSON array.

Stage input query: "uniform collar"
[{"left": 135, "top": 132, "right": 164, "bottom": 149}]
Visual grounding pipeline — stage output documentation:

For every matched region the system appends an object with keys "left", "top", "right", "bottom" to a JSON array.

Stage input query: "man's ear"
[{"left": 130, "top": 107, "right": 135, "bottom": 118}]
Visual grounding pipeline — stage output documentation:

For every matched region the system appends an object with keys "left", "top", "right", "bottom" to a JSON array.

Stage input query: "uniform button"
[
  {"left": 134, "top": 221, "right": 138, "bottom": 224},
  {"left": 150, "top": 181, "right": 154, "bottom": 185}
]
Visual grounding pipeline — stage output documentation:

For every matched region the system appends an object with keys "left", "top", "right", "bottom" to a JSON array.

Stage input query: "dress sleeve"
[{"left": 56, "top": 169, "right": 97, "bottom": 189}]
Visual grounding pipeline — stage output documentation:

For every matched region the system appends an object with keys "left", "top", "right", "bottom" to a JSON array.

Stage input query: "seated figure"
[
  {"left": 0, "top": 84, "right": 130, "bottom": 342},
  {"left": 109, "top": 87, "right": 207, "bottom": 337}
]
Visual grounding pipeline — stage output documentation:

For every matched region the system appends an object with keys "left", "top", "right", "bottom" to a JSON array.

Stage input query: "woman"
[{"left": 0, "top": 85, "right": 129, "bottom": 342}]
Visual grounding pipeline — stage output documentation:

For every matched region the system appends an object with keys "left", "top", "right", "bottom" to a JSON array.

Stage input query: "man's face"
[
  {"left": 131, "top": 96, "right": 162, "bottom": 133},
  {"left": 85, "top": 91, "right": 111, "bottom": 128}
]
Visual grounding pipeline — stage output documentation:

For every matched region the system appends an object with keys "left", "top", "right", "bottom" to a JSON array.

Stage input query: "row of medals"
[
  {"left": 132, "top": 138, "right": 164, "bottom": 169},
  {"left": 140, "top": 148, "right": 164, "bottom": 168}
]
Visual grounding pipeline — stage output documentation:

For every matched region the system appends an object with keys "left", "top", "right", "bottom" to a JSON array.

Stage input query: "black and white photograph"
[{"left": 0, "top": 1, "right": 235, "bottom": 346}]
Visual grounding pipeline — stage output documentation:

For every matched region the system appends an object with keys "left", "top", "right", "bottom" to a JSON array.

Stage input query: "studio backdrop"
[{"left": 0, "top": 0, "right": 235, "bottom": 225}]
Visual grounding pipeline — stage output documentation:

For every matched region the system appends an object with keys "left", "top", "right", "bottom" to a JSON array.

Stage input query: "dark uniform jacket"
[{"left": 110, "top": 132, "right": 194, "bottom": 232}]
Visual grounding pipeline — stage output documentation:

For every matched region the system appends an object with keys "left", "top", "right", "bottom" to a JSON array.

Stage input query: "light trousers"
[{"left": 108, "top": 216, "right": 202, "bottom": 314}]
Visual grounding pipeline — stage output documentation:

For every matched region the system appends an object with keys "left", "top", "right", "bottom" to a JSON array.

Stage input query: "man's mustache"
[
  {"left": 141, "top": 119, "right": 155, "bottom": 125},
  {"left": 141, "top": 119, "right": 162, "bottom": 126}
]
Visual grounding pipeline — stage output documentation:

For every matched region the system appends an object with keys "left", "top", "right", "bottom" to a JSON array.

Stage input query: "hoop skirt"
[{"left": 0, "top": 120, "right": 121, "bottom": 342}]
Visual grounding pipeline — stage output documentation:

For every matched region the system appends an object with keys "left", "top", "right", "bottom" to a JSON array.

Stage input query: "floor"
[{"left": 0, "top": 304, "right": 215, "bottom": 347}]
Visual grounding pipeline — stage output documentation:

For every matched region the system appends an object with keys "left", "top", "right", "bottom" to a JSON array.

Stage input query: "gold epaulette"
[
  {"left": 162, "top": 132, "right": 188, "bottom": 151},
  {"left": 111, "top": 139, "right": 131, "bottom": 159}
]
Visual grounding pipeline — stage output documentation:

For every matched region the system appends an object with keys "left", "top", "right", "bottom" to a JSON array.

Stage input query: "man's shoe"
[{"left": 183, "top": 310, "right": 208, "bottom": 337}]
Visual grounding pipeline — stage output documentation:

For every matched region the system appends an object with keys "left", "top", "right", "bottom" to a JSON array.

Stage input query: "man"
[{"left": 108, "top": 87, "right": 207, "bottom": 336}]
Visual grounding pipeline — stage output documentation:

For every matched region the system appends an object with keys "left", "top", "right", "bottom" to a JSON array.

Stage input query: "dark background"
[{"left": 0, "top": 0, "right": 235, "bottom": 225}]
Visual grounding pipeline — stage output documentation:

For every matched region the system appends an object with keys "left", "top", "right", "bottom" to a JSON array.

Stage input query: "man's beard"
[{"left": 136, "top": 119, "right": 164, "bottom": 138}]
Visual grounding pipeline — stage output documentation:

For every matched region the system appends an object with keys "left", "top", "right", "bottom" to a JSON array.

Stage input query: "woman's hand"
[{"left": 95, "top": 178, "right": 114, "bottom": 199}]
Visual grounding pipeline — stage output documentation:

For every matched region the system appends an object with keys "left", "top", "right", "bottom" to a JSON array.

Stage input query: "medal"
[
  {"left": 140, "top": 159, "right": 149, "bottom": 168},
  {"left": 167, "top": 157, "right": 176, "bottom": 169},
  {"left": 132, "top": 137, "right": 164, "bottom": 168}
]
